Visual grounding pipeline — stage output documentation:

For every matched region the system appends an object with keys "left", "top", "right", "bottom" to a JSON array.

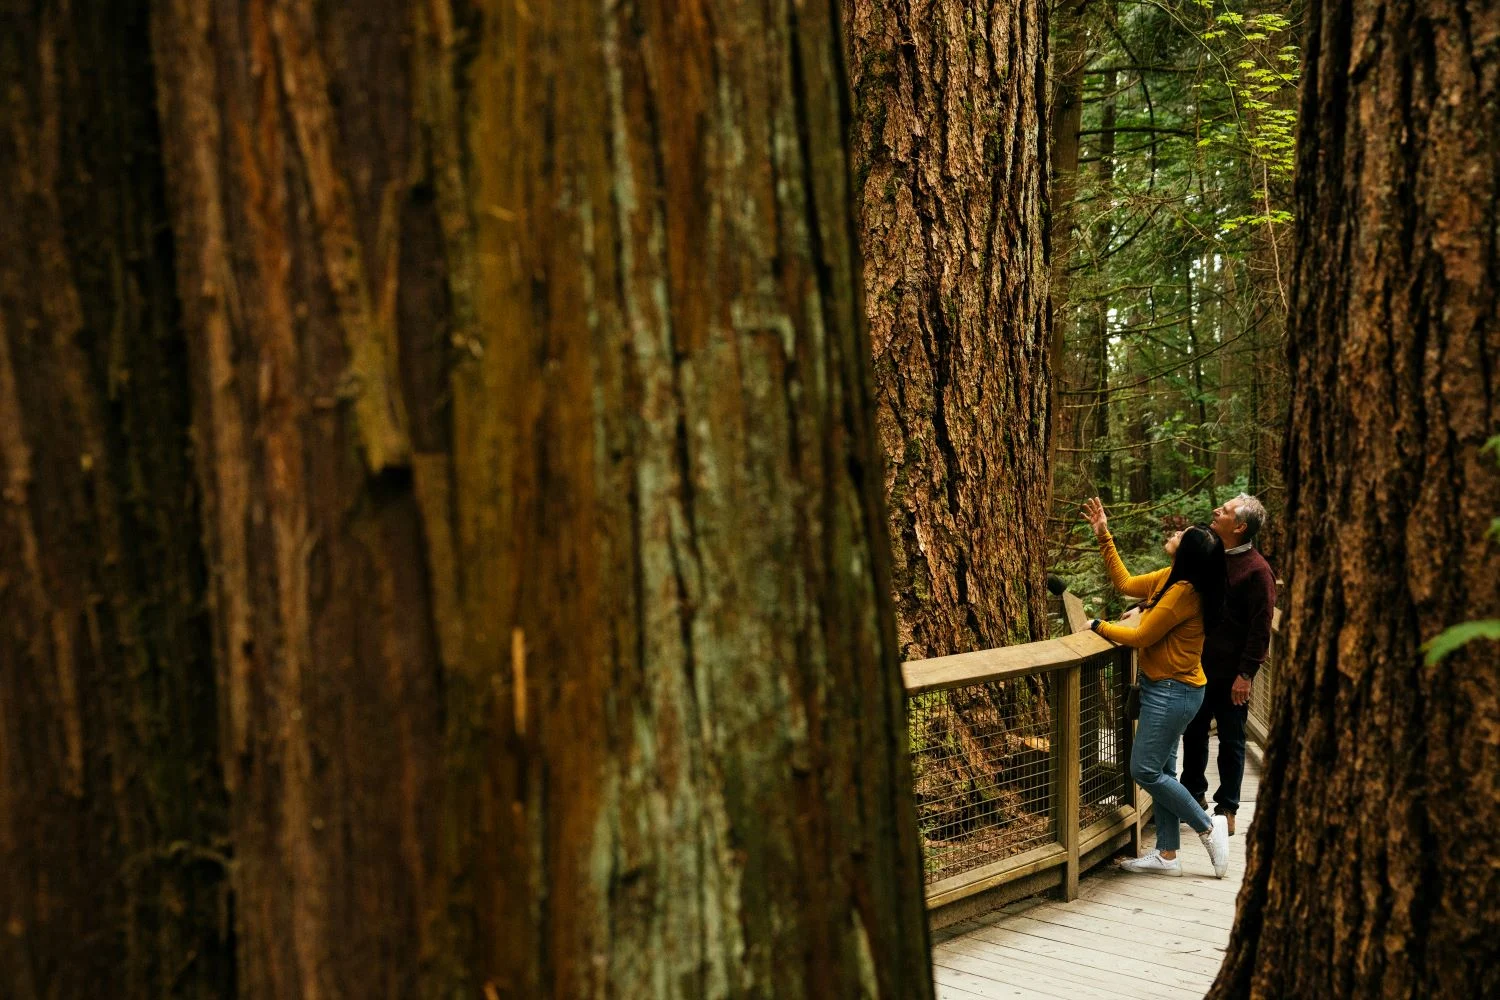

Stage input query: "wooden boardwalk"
[{"left": 931, "top": 736, "right": 1261, "bottom": 1000}]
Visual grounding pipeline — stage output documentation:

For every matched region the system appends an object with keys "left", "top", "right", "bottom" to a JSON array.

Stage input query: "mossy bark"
[{"left": 6, "top": 0, "right": 934, "bottom": 997}]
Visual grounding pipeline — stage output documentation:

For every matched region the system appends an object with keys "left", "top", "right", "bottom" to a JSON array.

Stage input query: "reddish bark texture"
[
  {"left": 1211, "top": 2, "right": 1500, "bottom": 997},
  {"left": 844, "top": 0, "right": 1053, "bottom": 659},
  {"left": 2, "top": 1, "right": 934, "bottom": 997},
  {"left": 0, "top": 3, "right": 231, "bottom": 996}
]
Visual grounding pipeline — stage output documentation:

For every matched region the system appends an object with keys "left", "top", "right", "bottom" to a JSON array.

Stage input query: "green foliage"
[
  {"left": 1189, "top": 2, "right": 1301, "bottom": 226},
  {"left": 1053, "top": 480, "right": 1243, "bottom": 618},
  {"left": 1423, "top": 620, "right": 1500, "bottom": 666},
  {"left": 1416, "top": 437, "right": 1500, "bottom": 665},
  {"left": 1423, "top": 433, "right": 1500, "bottom": 663},
  {"left": 1049, "top": 0, "right": 1300, "bottom": 578}
]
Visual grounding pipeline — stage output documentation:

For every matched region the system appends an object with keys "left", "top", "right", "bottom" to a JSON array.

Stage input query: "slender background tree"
[{"left": 1047, "top": 0, "right": 1301, "bottom": 610}]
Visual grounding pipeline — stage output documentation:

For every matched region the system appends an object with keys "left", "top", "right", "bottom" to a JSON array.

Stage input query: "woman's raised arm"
[{"left": 1082, "top": 497, "right": 1159, "bottom": 598}]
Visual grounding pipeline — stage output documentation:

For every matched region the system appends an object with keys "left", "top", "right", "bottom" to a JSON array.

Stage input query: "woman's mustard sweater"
[{"left": 1094, "top": 532, "right": 1207, "bottom": 687}]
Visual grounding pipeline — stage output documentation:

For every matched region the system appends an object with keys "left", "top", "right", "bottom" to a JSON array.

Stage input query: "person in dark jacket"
[{"left": 1181, "top": 494, "right": 1277, "bottom": 835}]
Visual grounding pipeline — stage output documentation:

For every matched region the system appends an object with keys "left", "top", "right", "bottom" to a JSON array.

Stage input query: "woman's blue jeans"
[{"left": 1131, "top": 675, "right": 1213, "bottom": 852}]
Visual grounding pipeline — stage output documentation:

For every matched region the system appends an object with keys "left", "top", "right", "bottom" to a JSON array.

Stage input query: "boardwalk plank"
[
  {"left": 1100, "top": 877, "right": 1243, "bottom": 911},
  {"left": 1028, "top": 896, "right": 1232, "bottom": 945},
  {"left": 934, "top": 735, "right": 1260, "bottom": 999},
  {"left": 935, "top": 931, "right": 1204, "bottom": 1000},
  {"left": 1010, "top": 901, "right": 1229, "bottom": 954},
  {"left": 958, "top": 921, "right": 1212, "bottom": 991},
  {"left": 935, "top": 983, "right": 992, "bottom": 1000},
  {"left": 932, "top": 949, "right": 1114, "bottom": 1000},
  {"left": 934, "top": 964, "right": 1051, "bottom": 999},
  {"left": 1071, "top": 886, "right": 1237, "bottom": 931},
  {"left": 993, "top": 915, "right": 1225, "bottom": 977}
]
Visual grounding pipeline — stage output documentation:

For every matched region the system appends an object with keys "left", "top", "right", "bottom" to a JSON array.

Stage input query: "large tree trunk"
[
  {"left": 5, "top": 1, "right": 934, "bottom": 996},
  {"left": 0, "top": 4, "right": 232, "bottom": 997},
  {"left": 845, "top": 0, "right": 1052, "bottom": 657},
  {"left": 1211, "top": 2, "right": 1500, "bottom": 997}
]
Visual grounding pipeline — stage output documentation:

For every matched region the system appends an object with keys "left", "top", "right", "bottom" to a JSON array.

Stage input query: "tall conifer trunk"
[
  {"left": 845, "top": 0, "right": 1052, "bottom": 657},
  {"left": 1212, "top": 2, "right": 1500, "bottom": 996}
]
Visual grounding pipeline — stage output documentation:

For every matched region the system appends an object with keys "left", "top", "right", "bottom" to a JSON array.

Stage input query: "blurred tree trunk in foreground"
[
  {"left": 0, "top": 3, "right": 232, "bottom": 996},
  {"left": 1, "top": 1, "right": 934, "bottom": 996}
]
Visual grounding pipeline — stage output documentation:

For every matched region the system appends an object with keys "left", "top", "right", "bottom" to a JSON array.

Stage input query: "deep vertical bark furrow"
[
  {"left": 152, "top": 2, "right": 443, "bottom": 995},
  {"left": 1213, "top": 3, "right": 1500, "bottom": 998},
  {"left": 0, "top": 2, "right": 232, "bottom": 997},
  {"left": 846, "top": 0, "right": 1053, "bottom": 659}
]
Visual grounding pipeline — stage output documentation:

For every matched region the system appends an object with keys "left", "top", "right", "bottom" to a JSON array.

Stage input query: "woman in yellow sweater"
[{"left": 1082, "top": 497, "right": 1232, "bottom": 878}]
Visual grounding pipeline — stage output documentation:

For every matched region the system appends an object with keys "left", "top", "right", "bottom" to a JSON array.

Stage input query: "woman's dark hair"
[{"left": 1150, "top": 524, "right": 1227, "bottom": 628}]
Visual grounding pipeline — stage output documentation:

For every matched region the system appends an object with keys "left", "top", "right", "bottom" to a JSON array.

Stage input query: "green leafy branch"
[{"left": 1423, "top": 435, "right": 1500, "bottom": 665}]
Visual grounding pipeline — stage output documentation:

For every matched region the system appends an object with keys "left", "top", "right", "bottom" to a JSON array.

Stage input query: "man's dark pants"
[{"left": 1181, "top": 671, "right": 1247, "bottom": 814}]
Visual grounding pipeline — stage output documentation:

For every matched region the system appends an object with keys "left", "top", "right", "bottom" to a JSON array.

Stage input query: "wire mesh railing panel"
[
  {"left": 1249, "top": 638, "right": 1276, "bottom": 733},
  {"left": 1078, "top": 650, "right": 1132, "bottom": 829},
  {"left": 909, "top": 676, "right": 1057, "bottom": 885}
]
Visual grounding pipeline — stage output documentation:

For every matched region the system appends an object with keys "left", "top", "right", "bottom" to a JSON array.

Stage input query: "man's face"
[{"left": 1212, "top": 500, "right": 1246, "bottom": 544}]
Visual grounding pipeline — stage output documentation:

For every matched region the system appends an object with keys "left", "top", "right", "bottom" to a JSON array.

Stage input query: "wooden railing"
[
  {"left": 1246, "top": 607, "right": 1283, "bottom": 750},
  {"left": 903, "top": 592, "right": 1143, "bottom": 922},
  {"left": 906, "top": 595, "right": 1285, "bottom": 922}
]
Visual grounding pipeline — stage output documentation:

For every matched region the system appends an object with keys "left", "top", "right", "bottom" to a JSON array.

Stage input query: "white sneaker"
[
  {"left": 1200, "top": 814, "right": 1230, "bottom": 877},
  {"left": 1120, "top": 849, "right": 1182, "bottom": 876}
]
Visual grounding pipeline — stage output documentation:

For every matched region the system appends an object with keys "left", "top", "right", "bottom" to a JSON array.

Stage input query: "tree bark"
[
  {"left": 0, "top": 4, "right": 232, "bottom": 997},
  {"left": 1211, "top": 2, "right": 1500, "bottom": 997},
  {"left": 1123, "top": 321, "right": 1155, "bottom": 504},
  {"left": 845, "top": 0, "right": 1053, "bottom": 657},
  {"left": 7, "top": 1, "right": 935, "bottom": 996},
  {"left": 1048, "top": 0, "right": 1091, "bottom": 490},
  {"left": 1087, "top": 71, "right": 1117, "bottom": 502},
  {"left": 1216, "top": 263, "right": 1237, "bottom": 489}
]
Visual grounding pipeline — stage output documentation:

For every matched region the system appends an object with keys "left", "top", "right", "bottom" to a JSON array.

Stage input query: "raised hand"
[{"left": 1081, "top": 497, "right": 1109, "bottom": 538}]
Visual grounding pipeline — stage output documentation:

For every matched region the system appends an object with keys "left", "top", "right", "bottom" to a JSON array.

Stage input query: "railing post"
[
  {"left": 1061, "top": 590, "right": 1091, "bottom": 635},
  {"left": 1057, "top": 662, "right": 1081, "bottom": 900},
  {"left": 1127, "top": 649, "right": 1148, "bottom": 858}
]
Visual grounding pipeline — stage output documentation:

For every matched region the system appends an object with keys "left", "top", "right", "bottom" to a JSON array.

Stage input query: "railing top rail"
[{"left": 902, "top": 630, "right": 1115, "bottom": 695}]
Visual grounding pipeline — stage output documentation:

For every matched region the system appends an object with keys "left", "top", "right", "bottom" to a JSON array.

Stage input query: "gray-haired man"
[{"left": 1182, "top": 494, "right": 1277, "bottom": 835}]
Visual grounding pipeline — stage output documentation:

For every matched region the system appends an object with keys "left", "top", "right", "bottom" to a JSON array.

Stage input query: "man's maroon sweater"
[{"left": 1202, "top": 546, "right": 1277, "bottom": 680}]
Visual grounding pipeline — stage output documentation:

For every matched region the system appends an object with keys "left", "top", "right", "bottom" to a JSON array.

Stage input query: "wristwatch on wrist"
[
  {"left": 1090, "top": 619, "right": 1102, "bottom": 631},
  {"left": 1237, "top": 671, "right": 1252, "bottom": 681}
]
